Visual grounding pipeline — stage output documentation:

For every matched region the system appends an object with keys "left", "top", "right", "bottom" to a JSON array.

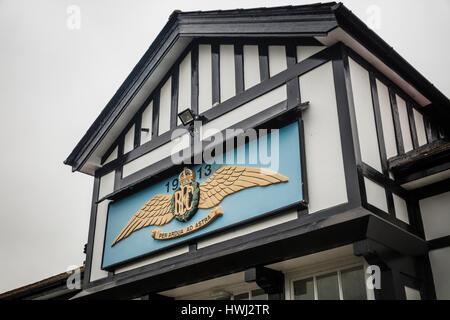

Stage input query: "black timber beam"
[
  {"left": 388, "top": 140, "right": 450, "bottom": 184},
  {"left": 74, "top": 208, "right": 427, "bottom": 300}
]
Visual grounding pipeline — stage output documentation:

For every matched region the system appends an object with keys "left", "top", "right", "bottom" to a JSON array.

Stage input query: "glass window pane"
[
  {"left": 341, "top": 266, "right": 367, "bottom": 300},
  {"left": 317, "top": 272, "right": 340, "bottom": 300},
  {"left": 293, "top": 277, "right": 314, "bottom": 300},
  {"left": 234, "top": 292, "right": 249, "bottom": 300},
  {"left": 251, "top": 289, "right": 268, "bottom": 300}
]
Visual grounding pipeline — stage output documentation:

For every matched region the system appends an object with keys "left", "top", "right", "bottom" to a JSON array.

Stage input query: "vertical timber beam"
[
  {"left": 211, "top": 43, "right": 220, "bottom": 105},
  {"left": 170, "top": 65, "right": 179, "bottom": 130},
  {"left": 258, "top": 44, "right": 269, "bottom": 82},
  {"left": 234, "top": 42, "right": 244, "bottom": 95},
  {"left": 286, "top": 43, "right": 309, "bottom": 210},
  {"left": 369, "top": 72, "right": 395, "bottom": 216},
  {"left": 191, "top": 44, "right": 199, "bottom": 116}
]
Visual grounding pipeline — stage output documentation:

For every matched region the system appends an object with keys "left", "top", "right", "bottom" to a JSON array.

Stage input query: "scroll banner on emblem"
[{"left": 151, "top": 207, "right": 223, "bottom": 240}]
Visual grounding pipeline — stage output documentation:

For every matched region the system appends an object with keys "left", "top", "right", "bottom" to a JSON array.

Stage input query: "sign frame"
[{"left": 101, "top": 121, "right": 305, "bottom": 270}]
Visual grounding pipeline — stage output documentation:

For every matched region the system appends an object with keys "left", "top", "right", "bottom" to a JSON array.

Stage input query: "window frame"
[
  {"left": 289, "top": 262, "right": 374, "bottom": 300},
  {"left": 232, "top": 288, "right": 268, "bottom": 301}
]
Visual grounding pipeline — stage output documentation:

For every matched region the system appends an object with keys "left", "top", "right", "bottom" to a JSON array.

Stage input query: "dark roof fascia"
[
  {"left": 175, "top": 2, "right": 337, "bottom": 18},
  {"left": 63, "top": 3, "right": 340, "bottom": 173},
  {"left": 177, "top": 3, "right": 338, "bottom": 32},
  {"left": 332, "top": 3, "right": 450, "bottom": 133}
]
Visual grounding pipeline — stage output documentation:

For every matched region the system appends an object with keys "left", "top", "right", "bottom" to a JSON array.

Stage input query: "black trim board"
[
  {"left": 191, "top": 44, "right": 199, "bottom": 116},
  {"left": 353, "top": 239, "right": 428, "bottom": 299},
  {"left": 234, "top": 43, "right": 244, "bottom": 95},
  {"left": 83, "top": 176, "right": 100, "bottom": 288},
  {"left": 197, "top": 37, "right": 324, "bottom": 47},
  {"left": 428, "top": 235, "right": 450, "bottom": 251},
  {"left": 369, "top": 72, "right": 395, "bottom": 216},
  {"left": 258, "top": 44, "right": 269, "bottom": 82},
  {"left": 95, "top": 44, "right": 335, "bottom": 179},
  {"left": 99, "top": 42, "right": 196, "bottom": 167},
  {"left": 100, "top": 93, "right": 313, "bottom": 202},
  {"left": 411, "top": 177, "right": 450, "bottom": 200},
  {"left": 76, "top": 208, "right": 427, "bottom": 299},
  {"left": 332, "top": 44, "right": 362, "bottom": 206},
  {"left": 211, "top": 43, "right": 220, "bottom": 105}
]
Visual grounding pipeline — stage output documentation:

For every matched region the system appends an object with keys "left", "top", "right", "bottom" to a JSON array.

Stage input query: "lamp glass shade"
[{"left": 178, "top": 109, "right": 195, "bottom": 126}]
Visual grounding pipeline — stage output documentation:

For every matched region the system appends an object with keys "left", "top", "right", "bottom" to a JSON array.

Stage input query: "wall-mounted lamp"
[
  {"left": 178, "top": 108, "right": 207, "bottom": 136},
  {"left": 178, "top": 109, "right": 202, "bottom": 126}
]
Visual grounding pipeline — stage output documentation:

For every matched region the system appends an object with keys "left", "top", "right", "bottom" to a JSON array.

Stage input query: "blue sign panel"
[{"left": 102, "top": 122, "right": 302, "bottom": 269}]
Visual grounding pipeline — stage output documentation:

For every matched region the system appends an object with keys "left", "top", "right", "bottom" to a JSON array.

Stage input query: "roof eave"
[
  {"left": 64, "top": 11, "right": 182, "bottom": 170},
  {"left": 65, "top": 3, "right": 450, "bottom": 174}
]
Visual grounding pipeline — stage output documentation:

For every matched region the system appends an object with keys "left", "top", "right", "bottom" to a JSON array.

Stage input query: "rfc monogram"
[
  {"left": 173, "top": 185, "right": 194, "bottom": 214},
  {"left": 111, "top": 166, "right": 289, "bottom": 246},
  {"left": 171, "top": 169, "right": 200, "bottom": 222}
]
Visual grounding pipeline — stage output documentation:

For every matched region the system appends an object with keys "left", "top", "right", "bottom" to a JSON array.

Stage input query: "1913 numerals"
[{"left": 165, "top": 165, "right": 212, "bottom": 192}]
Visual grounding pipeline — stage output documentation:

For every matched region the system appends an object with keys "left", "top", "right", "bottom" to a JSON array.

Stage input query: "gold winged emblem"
[{"left": 111, "top": 166, "right": 289, "bottom": 246}]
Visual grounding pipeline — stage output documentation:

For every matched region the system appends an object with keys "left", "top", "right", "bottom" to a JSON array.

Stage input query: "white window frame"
[{"left": 288, "top": 262, "right": 375, "bottom": 300}]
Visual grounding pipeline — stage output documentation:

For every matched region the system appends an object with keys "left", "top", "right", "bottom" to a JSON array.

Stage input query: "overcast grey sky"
[{"left": 0, "top": 0, "right": 449, "bottom": 294}]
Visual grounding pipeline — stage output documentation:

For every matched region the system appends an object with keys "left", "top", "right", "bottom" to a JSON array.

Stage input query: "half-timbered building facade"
[{"left": 64, "top": 3, "right": 450, "bottom": 300}]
